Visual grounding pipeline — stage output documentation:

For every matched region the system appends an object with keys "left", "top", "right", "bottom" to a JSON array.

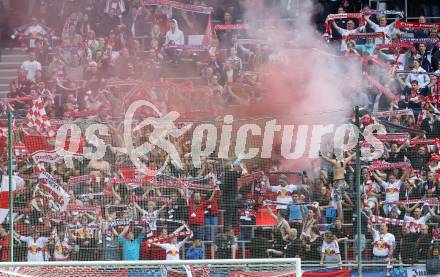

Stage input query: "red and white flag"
[
  {"left": 0, "top": 175, "right": 25, "bottom": 224},
  {"left": 25, "top": 97, "right": 55, "bottom": 137}
]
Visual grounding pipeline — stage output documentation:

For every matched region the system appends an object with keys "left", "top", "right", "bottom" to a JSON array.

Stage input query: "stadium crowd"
[{"left": 0, "top": 0, "right": 440, "bottom": 271}]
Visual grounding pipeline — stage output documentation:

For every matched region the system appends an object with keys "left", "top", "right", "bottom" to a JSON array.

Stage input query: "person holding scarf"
[
  {"left": 364, "top": 15, "right": 400, "bottom": 44},
  {"left": 331, "top": 19, "right": 365, "bottom": 53}
]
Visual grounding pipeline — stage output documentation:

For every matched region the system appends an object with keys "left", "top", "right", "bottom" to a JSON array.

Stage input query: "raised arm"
[
  {"left": 344, "top": 152, "right": 356, "bottom": 164},
  {"left": 319, "top": 152, "right": 335, "bottom": 164},
  {"left": 371, "top": 172, "right": 384, "bottom": 186}
]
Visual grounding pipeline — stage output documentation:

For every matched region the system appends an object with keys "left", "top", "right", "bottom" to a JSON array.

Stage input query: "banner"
[
  {"left": 400, "top": 37, "right": 439, "bottom": 44},
  {"left": 214, "top": 24, "right": 249, "bottom": 31},
  {"left": 374, "top": 133, "right": 410, "bottom": 143},
  {"left": 368, "top": 161, "right": 411, "bottom": 171},
  {"left": 143, "top": 0, "right": 213, "bottom": 14},
  {"left": 35, "top": 172, "right": 70, "bottom": 211},
  {"left": 372, "top": 109, "right": 414, "bottom": 118},
  {"left": 396, "top": 21, "right": 440, "bottom": 30},
  {"left": 32, "top": 150, "right": 83, "bottom": 164}
]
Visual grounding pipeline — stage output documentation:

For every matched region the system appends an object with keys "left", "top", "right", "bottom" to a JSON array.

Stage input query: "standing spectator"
[
  {"left": 21, "top": 51, "right": 42, "bottom": 82},
  {"left": 369, "top": 223, "right": 395, "bottom": 262},
  {"left": 417, "top": 43, "right": 432, "bottom": 72},
  {"left": 330, "top": 219, "right": 349, "bottom": 258},
  {"left": 404, "top": 206, "right": 435, "bottom": 233},
  {"left": 221, "top": 160, "right": 246, "bottom": 227},
  {"left": 134, "top": 200, "right": 166, "bottom": 238},
  {"left": 417, "top": 224, "right": 432, "bottom": 260},
  {"left": 331, "top": 20, "right": 365, "bottom": 53},
  {"left": 372, "top": 170, "right": 409, "bottom": 216},
  {"left": 204, "top": 189, "right": 220, "bottom": 242},
  {"left": 15, "top": 230, "right": 49, "bottom": 262},
  {"left": 186, "top": 239, "right": 204, "bottom": 260},
  {"left": 227, "top": 48, "right": 243, "bottom": 75},
  {"left": 0, "top": 225, "right": 10, "bottom": 262},
  {"left": 113, "top": 225, "right": 145, "bottom": 261},
  {"left": 212, "top": 226, "right": 237, "bottom": 259},
  {"left": 319, "top": 152, "right": 355, "bottom": 221},
  {"left": 153, "top": 225, "right": 191, "bottom": 261},
  {"left": 65, "top": 53, "right": 84, "bottom": 82},
  {"left": 188, "top": 190, "right": 216, "bottom": 241},
  {"left": 167, "top": 191, "right": 188, "bottom": 233},
  {"left": 400, "top": 224, "right": 418, "bottom": 264},
  {"left": 320, "top": 232, "right": 342, "bottom": 267},
  {"left": 266, "top": 174, "right": 298, "bottom": 220},
  {"left": 364, "top": 15, "right": 399, "bottom": 44}
]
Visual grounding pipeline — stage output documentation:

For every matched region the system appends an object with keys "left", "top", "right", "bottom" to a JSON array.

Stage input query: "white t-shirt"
[
  {"left": 21, "top": 60, "right": 42, "bottom": 82},
  {"left": 321, "top": 240, "right": 340, "bottom": 256},
  {"left": 159, "top": 241, "right": 185, "bottom": 260},
  {"left": 142, "top": 210, "right": 159, "bottom": 231},
  {"left": 271, "top": 184, "right": 297, "bottom": 210},
  {"left": 361, "top": 180, "right": 381, "bottom": 203},
  {"left": 372, "top": 230, "right": 395, "bottom": 257},
  {"left": 20, "top": 236, "right": 49, "bottom": 262},
  {"left": 405, "top": 67, "right": 430, "bottom": 88},
  {"left": 382, "top": 180, "right": 402, "bottom": 203},
  {"left": 24, "top": 25, "right": 47, "bottom": 37},
  {"left": 369, "top": 23, "right": 397, "bottom": 44},
  {"left": 404, "top": 214, "right": 432, "bottom": 233},
  {"left": 165, "top": 29, "right": 184, "bottom": 45}
]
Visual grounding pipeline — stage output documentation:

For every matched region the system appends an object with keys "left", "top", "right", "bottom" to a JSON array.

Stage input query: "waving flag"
[{"left": 25, "top": 97, "right": 55, "bottom": 137}]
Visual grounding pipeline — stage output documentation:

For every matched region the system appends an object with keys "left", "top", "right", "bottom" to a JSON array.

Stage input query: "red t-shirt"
[
  {"left": 188, "top": 198, "right": 207, "bottom": 225},
  {"left": 206, "top": 191, "right": 219, "bottom": 216},
  {"left": 0, "top": 234, "right": 10, "bottom": 261}
]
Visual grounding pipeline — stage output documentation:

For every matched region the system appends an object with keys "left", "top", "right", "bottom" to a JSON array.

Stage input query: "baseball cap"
[{"left": 279, "top": 174, "right": 288, "bottom": 183}]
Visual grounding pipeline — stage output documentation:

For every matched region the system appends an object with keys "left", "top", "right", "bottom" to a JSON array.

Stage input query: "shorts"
[{"left": 333, "top": 180, "right": 348, "bottom": 202}]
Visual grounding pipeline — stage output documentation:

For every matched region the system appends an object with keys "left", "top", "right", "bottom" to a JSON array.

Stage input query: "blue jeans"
[{"left": 204, "top": 216, "right": 218, "bottom": 241}]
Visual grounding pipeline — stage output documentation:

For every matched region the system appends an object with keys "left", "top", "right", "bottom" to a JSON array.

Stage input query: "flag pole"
[{"left": 8, "top": 112, "right": 13, "bottom": 262}]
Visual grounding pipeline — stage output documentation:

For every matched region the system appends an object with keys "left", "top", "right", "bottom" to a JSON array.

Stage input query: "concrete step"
[
  {"left": 0, "top": 69, "right": 18, "bottom": 78},
  {"left": 0, "top": 91, "right": 9, "bottom": 98},
  {"left": 1, "top": 54, "right": 28, "bottom": 63},
  {"left": 0, "top": 84, "right": 10, "bottom": 92},
  {"left": 0, "top": 62, "right": 22, "bottom": 69},
  {"left": 1, "top": 48, "right": 28, "bottom": 55},
  {"left": 0, "top": 76, "right": 15, "bottom": 82}
]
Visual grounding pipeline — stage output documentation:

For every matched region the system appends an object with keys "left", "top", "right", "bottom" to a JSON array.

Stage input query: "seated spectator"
[
  {"left": 62, "top": 24, "right": 83, "bottom": 45},
  {"left": 186, "top": 239, "right": 204, "bottom": 260},
  {"left": 165, "top": 19, "right": 184, "bottom": 46}
]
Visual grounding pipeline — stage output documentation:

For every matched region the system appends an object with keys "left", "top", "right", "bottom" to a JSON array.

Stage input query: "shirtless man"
[{"left": 319, "top": 151, "right": 355, "bottom": 221}]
